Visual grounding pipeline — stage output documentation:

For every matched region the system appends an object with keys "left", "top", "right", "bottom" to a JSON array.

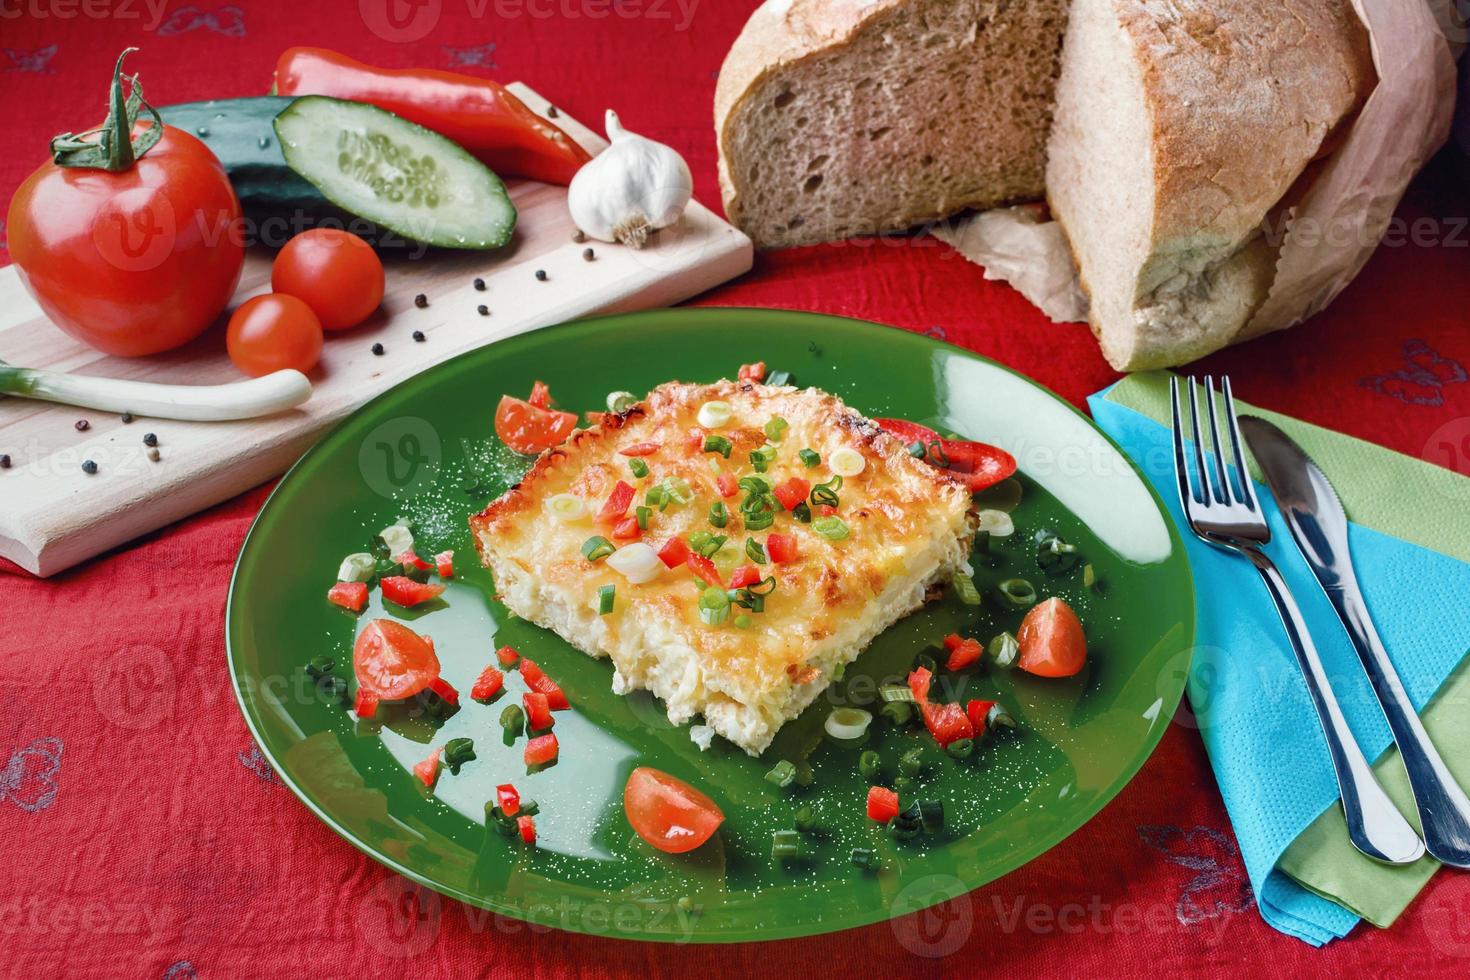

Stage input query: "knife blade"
[{"left": 1240, "top": 415, "right": 1470, "bottom": 867}]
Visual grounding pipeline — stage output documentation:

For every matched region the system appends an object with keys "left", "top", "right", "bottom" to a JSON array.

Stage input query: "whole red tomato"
[{"left": 6, "top": 53, "right": 244, "bottom": 357}]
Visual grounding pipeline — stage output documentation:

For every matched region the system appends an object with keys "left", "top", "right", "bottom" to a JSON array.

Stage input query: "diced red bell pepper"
[
  {"left": 528, "top": 380, "right": 551, "bottom": 409},
  {"left": 496, "top": 645, "right": 519, "bottom": 666},
  {"left": 497, "top": 783, "right": 521, "bottom": 817},
  {"left": 922, "top": 701, "right": 975, "bottom": 747},
  {"left": 380, "top": 576, "right": 445, "bottom": 607},
  {"left": 530, "top": 673, "right": 570, "bottom": 711},
  {"left": 395, "top": 550, "right": 433, "bottom": 572},
  {"left": 517, "top": 814, "right": 537, "bottom": 844},
  {"left": 942, "top": 634, "right": 964, "bottom": 651},
  {"left": 715, "top": 472, "right": 738, "bottom": 498},
  {"left": 687, "top": 553, "right": 723, "bottom": 588},
  {"left": 612, "top": 515, "right": 642, "bottom": 541},
  {"left": 908, "top": 666, "right": 933, "bottom": 705},
  {"left": 867, "top": 785, "right": 900, "bottom": 823},
  {"left": 597, "top": 480, "right": 636, "bottom": 523},
  {"left": 519, "top": 657, "right": 546, "bottom": 685},
  {"left": 619, "top": 442, "right": 660, "bottom": 457},
  {"left": 429, "top": 676, "right": 459, "bottom": 706},
  {"left": 946, "top": 638, "right": 983, "bottom": 671},
  {"left": 657, "top": 537, "right": 691, "bottom": 568},
  {"left": 685, "top": 429, "right": 705, "bottom": 454},
  {"left": 524, "top": 733, "right": 558, "bottom": 767},
  {"left": 738, "top": 361, "right": 766, "bottom": 383},
  {"left": 434, "top": 550, "right": 454, "bottom": 578},
  {"left": 817, "top": 504, "right": 838, "bottom": 517},
  {"left": 773, "top": 477, "right": 810, "bottom": 512},
  {"left": 766, "top": 533, "right": 799, "bottom": 564},
  {"left": 413, "top": 749, "right": 441, "bottom": 788},
  {"left": 729, "top": 564, "right": 762, "bottom": 590},
  {"left": 327, "top": 581, "right": 368, "bottom": 612},
  {"left": 523, "top": 692, "right": 554, "bottom": 731},
  {"left": 471, "top": 666, "right": 504, "bottom": 702},
  {"left": 967, "top": 699, "right": 998, "bottom": 735},
  {"left": 354, "top": 688, "right": 379, "bottom": 718}
]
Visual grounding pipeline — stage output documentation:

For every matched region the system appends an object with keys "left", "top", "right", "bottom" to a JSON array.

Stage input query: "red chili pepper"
[
  {"left": 413, "top": 749, "right": 441, "bottom": 788},
  {"left": 867, "top": 786, "right": 900, "bottom": 823},
  {"left": 496, "top": 783, "right": 521, "bottom": 817},
  {"left": 471, "top": 666, "right": 504, "bottom": 702},
  {"left": 716, "top": 472, "right": 738, "bottom": 498},
  {"left": 619, "top": 442, "right": 660, "bottom": 457},
  {"left": 327, "top": 581, "right": 368, "bottom": 612},
  {"left": 687, "top": 553, "right": 723, "bottom": 588},
  {"left": 729, "top": 564, "right": 762, "bottom": 590},
  {"left": 738, "top": 361, "right": 766, "bottom": 383},
  {"left": 524, "top": 734, "right": 558, "bottom": 767},
  {"left": 429, "top": 676, "right": 459, "bottom": 706},
  {"left": 657, "top": 537, "right": 691, "bottom": 568},
  {"left": 773, "top": 477, "right": 810, "bottom": 512},
  {"left": 380, "top": 576, "right": 445, "bottom": 607},
  {"left": 517, "top": 814, "right": 537, "bottom": 844},
  {"left": 273, "top": 48, "right": 591, "bottom": 185},
  {"left": 766, "top": 533, "right": 799, "bottom": 564},
  {"left": 528, "top": 380, "right": 551, "bottom": 409},
  {"left": 946, "top": 637, "right": 983, "bottom": 671},
  {"left": 523, "top": 692, "right": 554, "bottom": 731},
  {"left": 597, "top": 480, "right": 635, "bottom": 523},
  {"left": 496, "top": 645, "right": 519, "bottom": 666},
  {"left": 611, "top": 515, "right": 642, "bottom": 541},
  {"left": 434, "top": 550, "right": 454, "bottom": 578},
  {"left": 354, "top": 688, "right": 379, "bottom": 719}
]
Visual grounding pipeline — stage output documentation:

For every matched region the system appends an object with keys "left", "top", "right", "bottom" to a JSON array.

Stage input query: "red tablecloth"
[{"left": 3, "top": 4, "right": 1469, "bottom": 976}]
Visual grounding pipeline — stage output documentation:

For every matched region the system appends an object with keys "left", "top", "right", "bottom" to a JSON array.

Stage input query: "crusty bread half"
[
  {"left": 1045, "top": 0, "right": 1375, "bottom": 371},
  {"left": 715, "top": 0, "right": 1069, "bottom": 249}
]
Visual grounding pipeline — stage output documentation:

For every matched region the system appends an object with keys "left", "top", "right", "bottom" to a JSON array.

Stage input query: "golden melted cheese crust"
[{"left": 471, "top": 379, "right": 975, "bottom": 755}]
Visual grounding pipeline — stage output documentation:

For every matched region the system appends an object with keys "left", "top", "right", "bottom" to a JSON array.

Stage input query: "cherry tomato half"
[
  {"left": 494, "top": 395, "right": 578, "bottom": 455},
  {"left": 353, "top": 619, "right": 441, "bottom": 701},
  {"left": 270, "top": 228, "right": 384, "bottom": 331},
  {"left": 623, "top": 766, "right": 724, "bottom": 854},
  {"left": 226, "top": 293, "right": 323, "bottom": 377},
  {"left": 1016, "top": 597, "right": 1088, "bottom": 678}
]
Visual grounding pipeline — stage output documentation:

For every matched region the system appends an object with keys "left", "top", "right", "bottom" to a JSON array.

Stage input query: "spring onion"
[
  {"left": 916, "top": 799, "right": 945, "bottom": 832},
  {"left": 771, "top": 829, "right": 803, "bottom": 859},
  {"left": 912, "top": 651, "right": 937, "bottom": 674},
  {"left": 858, "top": 750, "right": 882, "bottom": 781},
  {"left": 988, "top": 631, "right": 1020, "bottom": 668},
  {"left": 581, "top": 536, "right": 615, "bottom": 562},
  {"left": 824, "top": 707, "right": 872, "bottom": 741},
  {"left": 545, "top": 493, "right": 588, "bottom": 523},
  {"left": 738, "top": 475, "right": 771, "bottom": 495},
  {"left": 945, "top": 738, "right": 974, "bottom": 759},
  {"left": 628, "top": 457, "right": 649, "bottom": 479},
  {"left": 880, "top": 702, "right": 913, "bottom": 725},
  {"left": 743, "top": 508, "right": 775, "bottom": 531},
  {"left": 794, "top": 804, "right": 816, "bottom": 832},
  {"left": 975, "top": 509, "right": 1015, "bottom": 538},
  {"left": 898, "top": 747, "right": 925, "bottom": 777},
  {"left": 734, "top": 614, "right": 752, "bottom": 629},
  {"left": 606, "top": 542, "right": 662, "bottom": 584},
  {"left": 951, "top": 572, "right": 983, "bottom": 606},
  {"left": 764, "top": 416, "right": 789, "bottom": 442},
  {"left": 889, "top": 810, "right": 921, "bottom": 842},
  {"left": 518, "top": 798, "right": 540, "bottom": 816},
  {"left": 745, "top": 537, "right": 766, "bottom": 563},
  {"left": 798, "top": 448, "right": 821, "bottom": 468},
  {"left": 984, "top": 703, "right": 1018, "bottom": 731},
  {"left": 765, "top": 759, "right": 797, "bottom": 788},
  {"left": 791, "top": 501, "right": 812, "bottom": 524},
  {"left": 906, "top": 440, "right": 927, "bottom": 459},
  {"left": 606, "top": 390, "right": 637, "bottom": 413},
  {"left": 880, "top": 684, "right": 916, "bottom": 704},
  {"left": 645, "top": 484, "right": 668, "bottom": 510},
  {"left": 688, "top": 531, "right": 726, "bottom": 558},
  {"left": 698, "top": 586, "right": 731, "bottom": 626},
  {"left": 749, "top": 445, "right": 777, "bottom": 473},
  {"left": 996, "top": 578, "right": 1038, "bottom": 608},
  {"left": 850, "top": 847, "right": 880, "bottom": 871},
  {"left": 305, "top": 655, "right": 335, "bottom": 681},
  {"left": 813, "top": 516, "right": 850, "bottom": 540},
  {"left": 635, "top": 505, "right": 651, "bottom": 530},
  {"left": 499, "top": 704, "right": 525, "bottom": 736},
  {"left": 444, "top": 737, "right": 476, "bottom": 775},
  {"left": 1036, "top": 529, "right": 1082, "bottom": 575},
  {"left": 828, "top": 447, "right": 866, "bottom": 477},
  {"left": 1084, "top": 563, "right": 1104, "bottom": 592},
  {"left": 765, "top": 369, "right": 794, "bottom": 386},
  {"left": 379, "top": 522, "right": 415, "bottom": 557},
  {"left": 696, "top": 400, "right": 732, "bottom": 428},
  {"left": 703, "top": 434, "right": 733, "bottom": 458},
  {"left": 810, "top": 475, "right": 842, "bottom": 508},
  {"left": 661, "top": 477, "right": 694, "bottom": 505},
  {"left": 708, "top": 501, "right": 728, "bottom": 527},
  {"left": 597, "top": 584, "right": 616, "bottom": 615},
  {"left": 337, "top": 553, "right": 376, "bottom": 583},
  {"left": 0, "top": 359, "right": 312, "bottom": 420}
]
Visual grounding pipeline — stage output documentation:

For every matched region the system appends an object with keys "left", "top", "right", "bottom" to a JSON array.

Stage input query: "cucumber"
[{"left": 274, "top": 96, "right": 516, "bottom": 250}]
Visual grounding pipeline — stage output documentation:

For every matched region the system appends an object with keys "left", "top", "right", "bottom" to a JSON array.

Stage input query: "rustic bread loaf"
[
  {"left": 1045, "top": 0, "right": 1375, "bottom": 370},
  {"left": 715, "top": 0, "right": 1070, "bottom": 249}
]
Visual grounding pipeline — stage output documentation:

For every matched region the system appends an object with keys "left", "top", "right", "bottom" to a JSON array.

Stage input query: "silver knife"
[{"left": 1241, "top": 415, "right": 1470, "bottom": 867}]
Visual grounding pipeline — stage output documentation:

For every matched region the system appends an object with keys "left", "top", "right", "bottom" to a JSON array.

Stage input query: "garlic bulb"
[{"left": 567, "top": 110, "right": 693, "bottom": 249}]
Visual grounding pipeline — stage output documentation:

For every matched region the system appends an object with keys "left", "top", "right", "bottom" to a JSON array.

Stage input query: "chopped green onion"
[
  {"left": 306, "top": 655, "right": 335, "bottom": 681},
  {"left": 764, "top": 416, "right": 789, "bottom": 442},
  {"left": 606, "top": 390, "right": 637, "bottom": 413},
  {"left": 598, "top": 584, "right": 616, "bottom": 615},
  {"left": 794, "top": 804, "right": 816, "bottom": 832},
  {"left": 984, "top": 703, "right": 1018, "bottom": 731},
  {"left": 765, "top": 369, "right": 794, "bottom": 386},
  {"left": 743, "top": 508, "right": 775, "bottom": 531},
  {"left": 926, "top": 440, "right": 950, "bottom": 467},
  {"left": 645, "top": 484, "right": 668, "bottom": 509},
  {"left": 486, "top": 804, "right": 518, "bottom": 836},
  {"left": 906, "top": 440, "right": 927, "bottom": 459},
  {"left": 889, "top": 810, "right": 921, "bottom": 841},
  {"left": 749, "top": 445, "right": 777, "bottom": 473},
  {"left": 499, "top": 704, "right": 524, "bottom": 736},
  {"left": 708, "top": 501, "right": 729, "bottom": 528},
  {"left": 688, "top": 531, "right": 727, "bottom": 558},
  {"left": 996, "top": 578, "right": 1038, "bottom": 608},
  {"left": 771, "top": 829, "right": 803, "bottom": 859},
  {"left": 988, "top": 631, "right": 1020, "bottom": 668},
  {"left": 704, "top": 434, "right": 733, "bottom": 458},
  {"left": 734, "top": 614, "right": 752, "bottom": 629},
  {"left": 951, "top": 572, "right": 982, "bottom": 606},
  {"left": 1035, "top": 529, "right": 1082, "bottom": 575},
  {"left": 850, "top": 847, "right": 880, "bottom": 871},
  {"left": 898, "top": 747, "right": 925, "bottom": 776},
  {"left": 824, "top": 707, "right": 872, "bottom": 741},
  {"left": 444, "top": 737, "right": 476, "bottom": 775},
  {"left": 337, "top": 553, "right": 376, "bottom": 583},
  {"left": 945, "top": 738, "right": 974, "bottom": 759},
  {"left": 1084, "top": 562, "right": 1104, "bottom": 592},
  {"left": 912, "top": 651, "right": 938, "bottom": 674},
  {"left": 581, "top": 536, "right": 615, "bottom": 562},
  {"left": 696, "top": 400, "right": 733, "bottom": 428},
  {"left": 635, "top": 505, "right": 652, "bottom": 530},
  {"left": 858, "top": 750, "right": 882, "bottom": 781},
  {"left": 813, "top": 516, "right": 850, "bottom": 540},
  {"left": 880, "top": 702, "right": 913, "bottom": 725},
  {"left": 746, "top": 537, "right": 767, "bottom": 563},
  {"left": 660, "top": 477, "right": 694, "bottom": 505},
  {"left": 738, "top": 475, "right": 770, "bottom": 494},
  {"left": 518, "top": 798, "right": 540, "bottom": 816},
  {"left": 810, "top": 475, "right": 842, "bottom": 508},
  {"left": 628, "top": 457, "right": 649, "bottom": 479},
  {"left": 698, "top": 586, "right": 731, "bottom": 626},
  {"left": 798, "top": 448, "right": 821, "bottom": 468},
  {"left": 916, "top": 799, "right": 945, "bottom": 832},
  {"left": 880, "top": 684, "right": 916, "bottom": 703},
  {"left": 765, "top": 759, "right": 797, "bottom": 788},
  {"left": 790, "top": 501, "right": 812, "bottom": 524}
]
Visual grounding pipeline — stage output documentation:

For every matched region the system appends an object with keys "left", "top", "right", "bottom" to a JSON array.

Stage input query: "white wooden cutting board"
[{"left": 0, "top": 85, "right": 752, "bottom": 576}]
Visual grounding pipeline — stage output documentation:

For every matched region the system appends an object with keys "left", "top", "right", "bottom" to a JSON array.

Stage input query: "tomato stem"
[{"left": 49, "top": 48, "right": 164, "bottom": 172}]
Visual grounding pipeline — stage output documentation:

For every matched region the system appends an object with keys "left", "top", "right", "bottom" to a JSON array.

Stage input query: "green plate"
[{"left": 227, "top": 309, "right": 1194, "bottom": 943}]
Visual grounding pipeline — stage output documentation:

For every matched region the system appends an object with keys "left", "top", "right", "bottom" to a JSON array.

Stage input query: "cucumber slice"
[{"left": 274, "top": 96, "right": 516, "bottom": 250}]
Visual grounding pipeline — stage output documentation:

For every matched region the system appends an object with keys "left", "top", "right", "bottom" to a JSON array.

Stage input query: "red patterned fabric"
[{"left": 3, "top": 4, "right": 1469, "bottom": 976}]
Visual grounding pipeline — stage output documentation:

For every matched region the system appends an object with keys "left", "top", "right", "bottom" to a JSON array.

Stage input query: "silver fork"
[{"left": 1170, "top": 376, "right": 1425, "bottom": 866}]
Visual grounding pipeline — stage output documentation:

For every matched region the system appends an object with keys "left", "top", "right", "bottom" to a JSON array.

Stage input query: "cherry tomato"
[
  {"left": 1017, "top": 597, "right": 1088, "bottom": 677},
  {"left": 623, "top": 766, "right": 724, "bottom": 854},
  {"left": 226, "top": 294, "right": 323, "bottom": 377},
  {"left": 353, "top": 619, "right": 440, "bottom": 701},
  {"left": 270, "top": 228, "right": 384, "bottom": 330},
  {"left": 494, "top": 395, "right": 578, "bottom": 455}
]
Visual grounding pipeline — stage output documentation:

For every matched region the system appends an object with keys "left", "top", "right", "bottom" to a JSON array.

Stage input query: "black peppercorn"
[
  {"left": 414, "top": 293, "right": 428, "bottom": 308},
  {"left": 82, "top": 460, "right": 98, "bottom": 474},
  {"left": 535, "top": 269, "right": 548, "bottom": 282},
  {"left": 143, "top": 433, "right": 158, "bottom": 447},
  {"left": 412, "top": 330, "right": 426, "bottom": 342},
  {"left": 75, "top": 419, "right": 90, "bottom": 432},
  {"left": 473, "top": 277, "right": 486, "bottom": 291},
  {"left": 121, "top": 412, "right": 134, "bottom": 424},
  {"left": 582, "top": 247, "right": 595, "bottom": 261},
  {"left": 571, "top": 229, "right": 586, "bottom": 243},
  {"left": 0, "top": 454, "right": 10, "bottom": 469},
  {"left": 547, "top": 105, "right": 559, "bottom": 118},
  {"left": 371, "top": 343, "right": 385, "bottom": 356},
  {"left": 477, "top": 305, "right": 489, "bottom": 316}
]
